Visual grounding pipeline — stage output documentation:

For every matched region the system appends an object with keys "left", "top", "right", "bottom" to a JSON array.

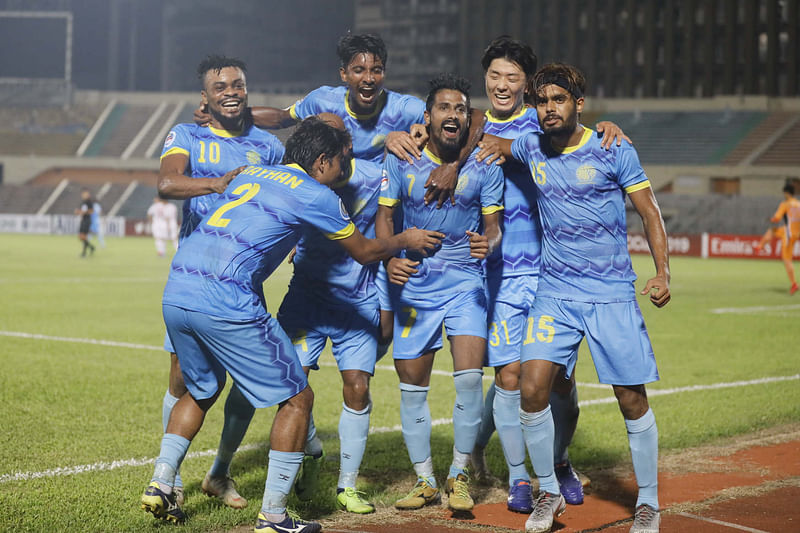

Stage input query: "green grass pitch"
[{"left": 0, "top": 234, "right": 798, "bottom": 532}]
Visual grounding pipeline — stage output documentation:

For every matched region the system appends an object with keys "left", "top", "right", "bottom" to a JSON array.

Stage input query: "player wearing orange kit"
[{"left": 768, "top": 184, "right": 800, "bottom": 295}]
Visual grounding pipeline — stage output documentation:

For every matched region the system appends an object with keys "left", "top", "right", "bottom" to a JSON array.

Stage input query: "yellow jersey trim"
[
  {"left": 332, "top": 159, "right": 356, "bottom": 189},
  {"left": 481, "top": 205, "right": 505, "bottom": 215},
  {"left": 285, "top": 163, "right": 306, "bottom": 173},
  {"left": 378, "top": 197, "right": 400, "bottom": 207},
  {"left": 625, "top": 180, "right": 652, "bottom": 194},
  {"left": 288, "top": 104, "right": 299, "bottom": 120},
  {"left": 344, "top": 89, "right": 386, "bottom": 120},
  {"left": 553, "top": 126, "right": 593, "bottom": 154},
  {"left": 485, "top": 106, "right": 528, "bottom": 124},
  {"left": 208, "top": 125, "right": 243, "bottom": 138},
  {"left": 423, "top": 147, "right": 444, "bottom": 165},
  {"left": 326, "top": 221, "right": 355, "bottom": 240},
  {"left": 160, "top": 147, "right": 189, "bottom": 160}
]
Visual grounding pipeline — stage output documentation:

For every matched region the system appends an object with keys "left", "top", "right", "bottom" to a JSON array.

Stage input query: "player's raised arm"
[
  {"left": 194, "top": 103, "right": 298, "bottom": 130},
  {"left": 158, "top": 153, "right": 244, "bottom": 199},
  {"left": 629, "top": 186, "right": 671, "bottom": 308}
]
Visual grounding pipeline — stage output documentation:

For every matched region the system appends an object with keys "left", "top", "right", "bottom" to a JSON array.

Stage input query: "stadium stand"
[
  {"left": 596, "top": 111, "right": 769, "bottom": 165},
  {"left": 0, "top": 183, "right": 56, "bottom": 214}
]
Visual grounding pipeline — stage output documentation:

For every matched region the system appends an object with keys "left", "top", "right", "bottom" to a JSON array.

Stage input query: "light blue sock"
[
  {"left": 399, "top": 383, "right": 431, "bottom": 464},
  {"left": 337, "top": 402, "right": 371, "bottom": 489},
  {"left": 452, "top": 369, "right": 484, "bottom": 456},
  {"left": 151, "top": 433, "right": 191, "bottom": 491},
  {"left": 161, "top": 390, "right": 183, "bottom": 489},
  {"left": 626, "top": 408, "right": 659, "bottom": 510},
  {"left": 494, "top": 386, "right": 530, "bottom": 486},
  {"left": 262, "top": 449, "right": 303, "bottom": 515},
  {"left": 209, "top": 385, "right": 255, "bottom": 479},
  {"left": 305, "top": 413, "right": 323, "bottom": 457},
  {"left": 550, "top": 384, "right": 579, "bottom": 465},
  {"left": 520, "top": 406, "right": 559, "bottom": 494},
  {"left": 475, "top": 382, "right": 496, "bottom": 449}
]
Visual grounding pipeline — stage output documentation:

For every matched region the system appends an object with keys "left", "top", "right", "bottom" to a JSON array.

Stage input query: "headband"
[{"left": 537, "top": 74, "right": 583, "bottom": 100}]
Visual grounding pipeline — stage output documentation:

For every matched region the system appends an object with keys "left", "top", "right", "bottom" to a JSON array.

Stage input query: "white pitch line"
[
  {"left": 0, "top": 331, "right": 162, "bottom": 351},
  {"left": 677, "top": 512, "right": 771, "bottom": 533},
  {"left": 710, "top": 304, "right": 800, "bottom": 314},
  {"left": 3, "top": 373, "right": 797, "bottom": 484}
]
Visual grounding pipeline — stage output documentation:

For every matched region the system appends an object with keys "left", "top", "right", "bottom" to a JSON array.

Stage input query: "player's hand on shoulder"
[
  {"left": 595, "top": 121, "right": 632, "bottom": 150},
  {"left": 410, "top": 123, "right": 428, "bottom": 148},
  {"left": 476, "top": 136, "right": 506, "bottom": 166},
  {"left": 387, "top": 257, "right": 419, "bottom": 285},
  {"left": 193, "top": 103, "right": 211, "bottom": 127},
  {"left": 214, "top": 166, "right": 247, "bottom": 194},
  {"left": 424, "top": 163, "right": 458, "bottom": 208},
  {"left": 466, "top": 230, "right": 489, "bottom": 259},
  {"left": 641, "top": 275, "right": 671, "bottom": 308},
  {"left": 402, "top": 227, "right": 445, "bottom": 257},
  {"left": 385, "top": 131, "right": 422, "bottom": 164}
]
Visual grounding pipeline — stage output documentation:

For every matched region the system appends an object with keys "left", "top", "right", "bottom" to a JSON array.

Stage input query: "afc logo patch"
[
  {"left": 338, "top": 197, "right": 351, "bottom": 221},
  {"left": 380, "top": 169, "right": 389, "bottom": 191},
  {"left": 163, "top": 130, "right": 176, "bottom": 148}
]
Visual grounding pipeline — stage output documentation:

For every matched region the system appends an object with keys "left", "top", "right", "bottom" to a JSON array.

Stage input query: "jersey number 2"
[{"left": 207, "top": 183, "right": 260, "bottom": 228}]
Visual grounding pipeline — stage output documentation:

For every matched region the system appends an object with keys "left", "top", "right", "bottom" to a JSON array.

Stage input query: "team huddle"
[{"left": 139, "top": 33, "right": 671, "bottom": 533}]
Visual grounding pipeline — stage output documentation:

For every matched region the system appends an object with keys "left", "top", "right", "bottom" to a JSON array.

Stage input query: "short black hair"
[
  {"left": 481, "top": 35, "right": 538, "bottom": 77},
  {"left": 337, "top": 33, "right": 388, "bottom": 69},
  {"left": 784, "top": 183, "right": 796, "bottom": 196},
  {"left": 197, "top": 55, "right": 247, "bottom": 86},
  {"left": 425, "top": 73, "right": 471, "bottom": 113},
  {"left": 282, "top": 117, "right": 351, "bottom": 174}
]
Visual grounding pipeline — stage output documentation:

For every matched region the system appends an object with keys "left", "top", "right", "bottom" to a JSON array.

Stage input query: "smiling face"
[
  {"left": 201, "top": 66, "right": 248, "bottom": 130},
  {"left": 485, "top": 57, "right": 527, "bottom": 119},
  {"left": 534, "top": 84, "right": 583, "bottom": 137},
  {"left": 340, "top": 52, "right": 385, "bottom": 115},
  {"left": 424, "top": 88, "right": 470, "bottom": 157}
]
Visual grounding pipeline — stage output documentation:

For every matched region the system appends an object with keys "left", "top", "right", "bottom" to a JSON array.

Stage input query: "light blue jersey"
[
  {"left": 289, "top": 158, "right": 383, "bottom": 306},
  {"left": 484, "top": 107, "right": 543, "bottom": 284},
  {"left": 289, "top": 86, "right": 425, "bottom": 163},
  {"left": 160, "top": 123, "right": 285, "bottom": 241},
  {"left": 511, "top": 126, "right": 651, "bottom": 303},
  {"left": 378, "top": 148, "right": 504, "bottom": 297},
  {"left": 162, "top": 163, "right": 355, "bottom": 321}
]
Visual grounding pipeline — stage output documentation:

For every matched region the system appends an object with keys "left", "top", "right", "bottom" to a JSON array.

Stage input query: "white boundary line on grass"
[
  {"left": 2, "top": 373, "right": 797, "bottom": 484},
  {"left": 677, "top": 512, "right": 770, "bottom": 533},
  {"left": 710, "top": 304, "right": 800, "bottom": 314},
  {"left": 3, "top": 330, "right": 798, "bottom": 484}
]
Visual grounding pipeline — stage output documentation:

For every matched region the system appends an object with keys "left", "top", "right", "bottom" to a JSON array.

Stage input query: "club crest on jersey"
[
  {"left": 371, "top": 133, "right": 386, "bottom": 147},
  {"left": 338, "top": 198, "right": 351, "bottom": 221},
  {"left": 246, "top": 151, "right": 261, "bottom": 164},
  {"left": 455, "top": 173, "right": 469, "bottom": 195},
  {"left": 164, "top": 130, "right": 176, "bottom": 148},
  {"left": 575, "top": 164, "right": 597, "bottom": 184}
]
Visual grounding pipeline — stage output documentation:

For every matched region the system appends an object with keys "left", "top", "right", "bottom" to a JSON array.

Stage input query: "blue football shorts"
[
  {"left": 162, "top": 304, "right": 308, "bottom": 408},
  {"left": 375, "top": 263, "right": 399, "bottom": 313},
  {"left": 277, "top": 290, "right": 381, "bottom": 374},
  {"left": 519, "top": 296, "right": 659, "bottom": 385},
  {"left": 391, "top": 288, "right": 488, "bottom": 360},
  {"left": 486, "top": 275, "right": 538, "bottom": 368},
  {"left": 163, "top": 330, "right": 175, "bottom": 353}
]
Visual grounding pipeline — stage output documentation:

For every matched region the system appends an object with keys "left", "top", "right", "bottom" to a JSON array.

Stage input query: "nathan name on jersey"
[{"left": 162, "top": 163, "right": 354, "bottom": 321}]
